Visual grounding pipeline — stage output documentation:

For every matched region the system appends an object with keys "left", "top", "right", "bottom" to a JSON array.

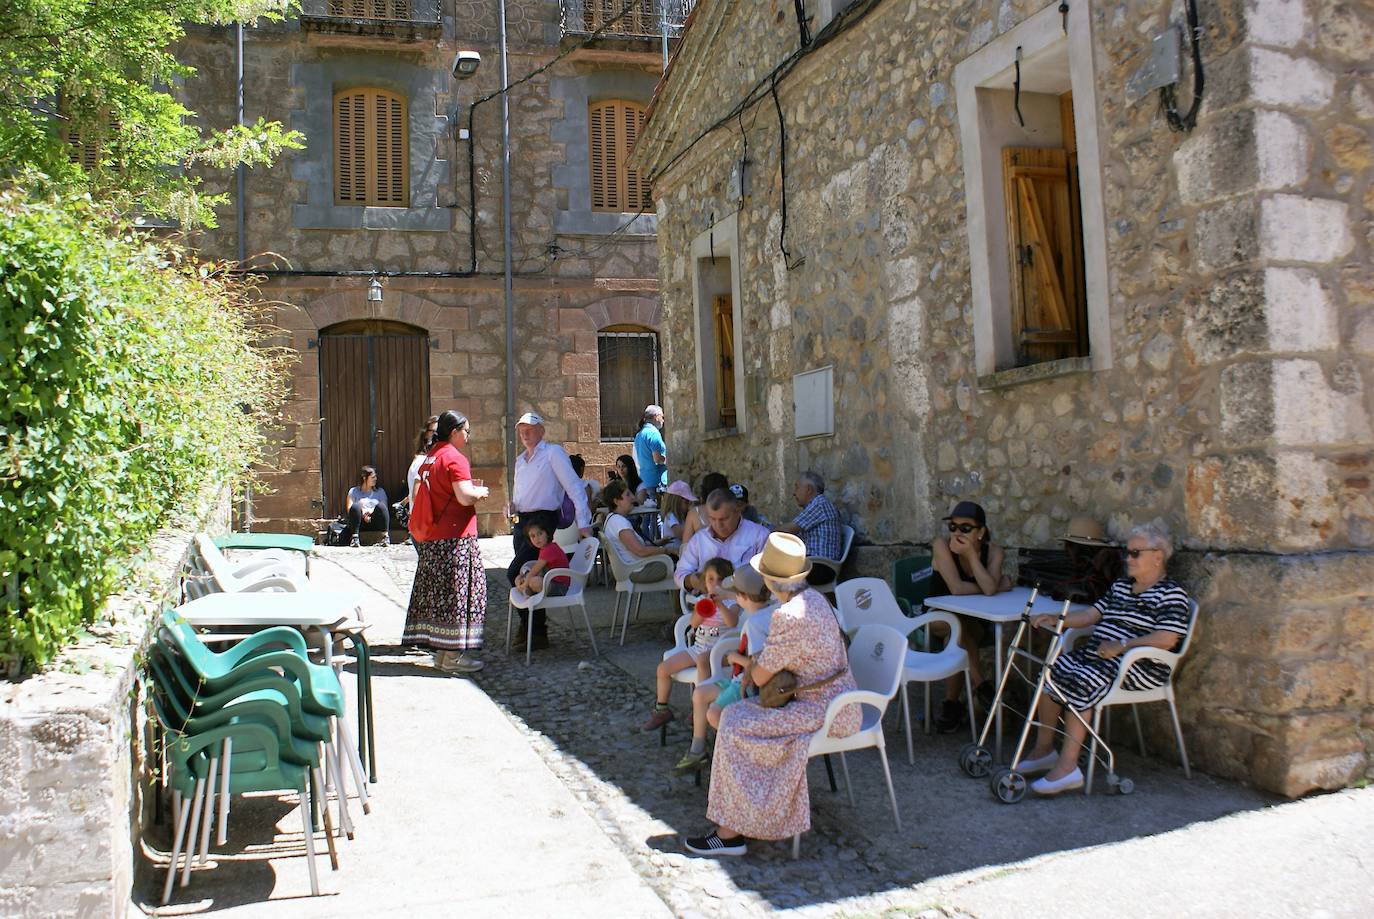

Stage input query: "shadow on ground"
[{"left": 468, "top": 566, "right": 1277, "bottom": 913}]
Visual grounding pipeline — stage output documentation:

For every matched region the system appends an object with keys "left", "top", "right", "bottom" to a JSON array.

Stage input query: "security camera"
[{"left": 451, "top": 51, "right": 481, "bottom": 80}]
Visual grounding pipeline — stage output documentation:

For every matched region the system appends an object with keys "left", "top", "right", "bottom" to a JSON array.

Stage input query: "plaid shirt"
[{"left": 794, "top": 494, "right": 843, "bottom": 560}]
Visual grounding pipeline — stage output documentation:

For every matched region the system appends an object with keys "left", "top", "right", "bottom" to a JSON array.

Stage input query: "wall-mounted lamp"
[{"left": 368, "top": 276, "right": 383, "bottom": 303}]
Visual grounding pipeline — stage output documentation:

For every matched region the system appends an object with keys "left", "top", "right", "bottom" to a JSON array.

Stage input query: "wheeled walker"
[{"left": 957, "top": 587, "right": 1134, "bottom": 803}]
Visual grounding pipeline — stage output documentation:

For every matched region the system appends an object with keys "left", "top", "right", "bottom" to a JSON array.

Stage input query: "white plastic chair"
[
  {"left": 188, "top": 534, "right": 309, "bottom": 597},
  {"left": 599, "top": 533, "right": 678, "bottom": 645},
  {"left": 1058, "top": 599, "right": 1199, "bottom": 794},
  {"left": 807, "top": 524, "right": 855, "bottom": 596},
  {"left": 836, "top": 578, "right": 976, "bottom": 763},
  {"left": 506, "top": 537, "right": 600, "bottom": 666},
  {"left": 552, "top": 524, "right": 580, "bottom": 551},
  {"left": 794, "top": 623, "right": 906, "bottom": 859}
]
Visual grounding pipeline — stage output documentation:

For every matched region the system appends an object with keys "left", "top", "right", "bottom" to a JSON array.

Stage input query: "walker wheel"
[
  {"left": 959, "top": 743, "right": 993, "bottom": 779},
  {"left": 990, "top": 767, "right": 1027, "bottom": 804},
  {"left": 1115, "top": 776, "right": 1135, "bottom": 795}
]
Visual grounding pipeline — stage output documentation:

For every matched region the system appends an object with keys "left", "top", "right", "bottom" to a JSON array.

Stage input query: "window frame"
[
  {"left": 333, "top": 86, "right": 410, "bottom": 208},
  {"left": 953, "top": 0, "right": 1112, "bottom": 380},
  {"left": 588, "top": 98, "right": 652, "bottom": 214},
  {"left": 690, "top": 212, "right": 745, "bottom": 436},
  {"left": 596, "top": 327, "right": 662, "bottom": 442}
]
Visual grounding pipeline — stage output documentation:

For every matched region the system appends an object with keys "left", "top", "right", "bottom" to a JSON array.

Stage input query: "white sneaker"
[
  {"left": 1013, "top": 751, "right": 1060, "bottom": 774},
  {"left": 1031, "top": 767, "right": 1085, "bottom": 796},
  {"left": 440, "top": 653, "right": 485, "bottom": 674}
]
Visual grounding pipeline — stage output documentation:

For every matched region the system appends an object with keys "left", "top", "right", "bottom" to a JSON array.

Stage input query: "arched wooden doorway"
[{"left": 318, "top": 319, "right": 430, "bottom": 519}]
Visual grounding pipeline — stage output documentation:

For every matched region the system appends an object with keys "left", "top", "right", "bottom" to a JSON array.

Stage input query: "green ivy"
[{"left": 0, "top": 188, "right": 287, "bottom": 670}]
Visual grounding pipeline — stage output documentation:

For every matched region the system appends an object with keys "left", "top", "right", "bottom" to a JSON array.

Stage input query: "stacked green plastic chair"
[{"left": 148, "top": 610, "right": 350, "bottom": 903}]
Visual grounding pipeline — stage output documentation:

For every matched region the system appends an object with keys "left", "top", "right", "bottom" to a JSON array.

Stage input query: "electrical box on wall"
[
  {"left": 793, "top": 366, "right": 834, "bottom": 439},
  {"left": 1126, "top": 25, "right": 1182, "bottom": 103}
]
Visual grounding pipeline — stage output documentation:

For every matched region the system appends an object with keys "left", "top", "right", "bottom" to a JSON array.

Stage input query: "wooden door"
[{"left": 319, "top": 322, "right": 429, "bottom": 518}]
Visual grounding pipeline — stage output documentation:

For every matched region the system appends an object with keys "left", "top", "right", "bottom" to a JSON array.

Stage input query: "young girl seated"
[
  {"left": 672, "top": 562, "right": 775, "bottom": 773},
  {"left": 642, "top": 556, "right": 738, "bottom": 731},
  {"left": 514, "top": 519, "right": 570, "bottom": 597},
  {"left": 655, "top": 480, "right": 696, "bottom": 553}
]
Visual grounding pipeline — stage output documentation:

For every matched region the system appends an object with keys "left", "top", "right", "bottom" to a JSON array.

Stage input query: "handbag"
[
  {"left": 555, "top": 492, "right": 576, "bottom": 530},
  {"left": 326, "top": 518, "right": 348, "bottom": 546},
  {"left": 757, "top": 666, "right": 849, "bottom": 709}
]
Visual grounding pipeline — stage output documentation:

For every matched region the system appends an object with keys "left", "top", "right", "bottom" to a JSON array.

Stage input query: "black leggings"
[{"left": 348, "top": 502, "right": 390, "bottom": 537}]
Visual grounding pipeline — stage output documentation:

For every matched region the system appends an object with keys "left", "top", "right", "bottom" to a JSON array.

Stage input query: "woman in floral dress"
[{"left": 685, "top": 533, "right": 860, "bottom": 857}]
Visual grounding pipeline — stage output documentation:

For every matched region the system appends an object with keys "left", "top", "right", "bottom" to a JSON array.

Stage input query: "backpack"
[
  {"left": 409, "top": 451, "right": 454, "bottom": 543},
  {"left": 1017, "top": 545, "right": 1121, "bottom": 604}
]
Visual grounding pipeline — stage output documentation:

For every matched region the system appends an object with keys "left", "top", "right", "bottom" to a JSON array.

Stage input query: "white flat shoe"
[
  {"left": 1014, "top": 751, "right": 1060, "bottom": 774},
  {"left": 1031, "top": 767, "right": 1084, "bottom": 795}
]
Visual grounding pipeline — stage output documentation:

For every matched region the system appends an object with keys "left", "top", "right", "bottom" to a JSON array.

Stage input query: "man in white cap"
[
  {"left": 633, "top": 404, "right": 667, "bottom": 494},
  {"left": 510, "top": 411, "right": 591, "bottom": 650}
]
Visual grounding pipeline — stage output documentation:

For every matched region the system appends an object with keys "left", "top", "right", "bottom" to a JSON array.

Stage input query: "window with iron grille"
[
  {"left": 589, "top": 99, "right": 652, "bottom": 213},
  {"left": 597, "top": 330, "right": 660, "bottom": 440},
  {"left": 334, "top": 87, "right": 408, "bottom": 207}
]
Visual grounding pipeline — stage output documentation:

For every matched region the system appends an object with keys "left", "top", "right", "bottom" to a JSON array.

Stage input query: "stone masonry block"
[
  {"left": 1174, "top": 109, "right": 1259, "bottom": 204},
  {"left": 1220, "top": 550, "right": 1374, "bottom": 605},
  {"left": 1186, "top": 453, "right": 1278, "bottom": 547},
  {"left": 1315, "top": 0, "right": 1374, "bottom": 61},
  {"left": 1255, "top": 110, "right": 1311, "bottom": 189},
  {"left": 560, "top": 351, "right": 597, "bottom": 375},
  {"left": 1274, "top": 451, "right": 1343, "bottom": 548},
  {"left": 1193, "top": 198, "right": 1260, "bottom": 271},
  {"left": 1260, "top": 195, "right": 1354, "bottom": 262},
  {"left": 1272, "top": 358, "right": 1372, "bottom": 446},
  {"left": 558, "top": 309, "right": 593, "bottom": 332},
  {"left": 1251, "top": 47, "right": 1335, "bottom": 109},
  {"left": 1219, "top": 361, "right": 1274, "bottom": 446},
  {"left": 1245, "top": 0, "right": 1308, "bottom": 47},
  {"left": 1182, "top": 270, "right": 1267, "bottom": 364},
  {"left": 1265, "top": 267, "right": 1339, "bottom": 352}
]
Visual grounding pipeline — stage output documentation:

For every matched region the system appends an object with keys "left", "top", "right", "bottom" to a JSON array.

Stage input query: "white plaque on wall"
[{"left": 793, "top": 366, "right": 834, "bottom": 440}]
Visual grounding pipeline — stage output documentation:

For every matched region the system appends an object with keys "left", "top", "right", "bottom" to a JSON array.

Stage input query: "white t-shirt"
[
  {"left": 604, "top": 513, "right": 643, "bottom": 567},
  {"left": 407, "top": 453, "right": 425, "bottom": 499},
  {"left": 348, "top": 486, "right": 387, "bottom": 514}
]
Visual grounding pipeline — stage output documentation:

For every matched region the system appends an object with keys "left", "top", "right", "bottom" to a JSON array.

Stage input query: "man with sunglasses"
[{"left": 928, "top": 500, "right": 1013, "bottom": 733}]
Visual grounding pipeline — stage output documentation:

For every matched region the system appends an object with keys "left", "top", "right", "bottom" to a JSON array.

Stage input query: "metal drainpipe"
[
  {"left": 236, "top": 21, "right": 254, "bottom": 533},
  {"left": 498, "top": 0, "right": 517, "bottom": 510},
  {"left": 660, "top": 1, "right": 670, "bottom": 71}
]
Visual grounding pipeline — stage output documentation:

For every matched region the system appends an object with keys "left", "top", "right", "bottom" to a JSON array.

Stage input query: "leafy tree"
[{"left": 0, "top": 0, "right": 303, "bottom": 226}]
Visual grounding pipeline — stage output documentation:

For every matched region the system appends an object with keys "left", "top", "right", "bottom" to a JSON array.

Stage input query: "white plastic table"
[
  {"left": 176, "top": 591, "right": 364, "bottom": 667},
  {"left": 923, "top": 586, "right": 1087, "bottom": 759}
]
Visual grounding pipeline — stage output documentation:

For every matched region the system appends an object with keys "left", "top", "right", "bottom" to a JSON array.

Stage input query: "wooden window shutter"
[
  {"left": 1002, "top": 146, "right": 1087, "bottom": 364},
  {"left": 713, "top": 295, "right": 736, "bottom": 427},
  {"left": 335, "top": 88, "right": 408, "bottom": 207},
  {"left": 589, "top": 99, "right": 651, "bottom": 212}
]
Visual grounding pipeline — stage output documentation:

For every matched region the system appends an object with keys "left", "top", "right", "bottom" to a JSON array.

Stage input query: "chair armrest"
[
  {"left": 1056, "top": 626, "right": 1094, "bottom": 653},
  {"left": 222, "top": 626, "right": 310, "bottom": 664},
  {"left": 906, "top": 609, "right": 960, "bottom": 646},
  {"left": 817, "top": 688, "right": 891, "bottom": 736},
  {"left": 671, "top": 613, "right": 694, "bottom": 649},
  {"left": 1106, "top": 646, "right": 1183, "bottom": 693},
  {"left": 624, "top": 553, "right": 672, "bottom": 574},
  {"left": 808, "top": 556, "right": 841, "bottom": 581},
  {"left": 227, "top": 552, "right": 298, "bottom": 578},
  {"left": 235, "top": 571, "right": 311, "bottom": 593},
  {"left": 705, "top": 630, "right": 742, "bottom": 682}
]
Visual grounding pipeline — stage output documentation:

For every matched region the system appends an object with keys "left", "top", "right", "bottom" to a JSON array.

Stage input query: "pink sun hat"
[{"left": 664, "top": 480, "right": 698, "bottom": 502}]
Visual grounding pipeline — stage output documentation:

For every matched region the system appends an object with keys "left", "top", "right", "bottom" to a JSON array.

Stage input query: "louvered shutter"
[
  {"left": 589, "top": 101, "right": 615, "bottom": 210},
  {"left": 622, "top": 103, "right": 651, "bottom": 212},
  {"left": 66, "top": 123, "right": 101, "bottom": 171},
  {"left": 1002, "top": 146, "right": 1084, "bottom": 364},
  {"left": 335, "top": 88, "right": 408, "bottom": 207},
  {"left": 589, "top": 100, "right": 651, "bottom": 212}
]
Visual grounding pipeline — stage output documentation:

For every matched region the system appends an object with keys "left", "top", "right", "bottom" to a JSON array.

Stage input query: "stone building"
[
  {"left": 632, "top": 0, "right": 1372, "bottom": 795},
  {"left": 177, "top": 1, "right": 693, "bottom": 534}
]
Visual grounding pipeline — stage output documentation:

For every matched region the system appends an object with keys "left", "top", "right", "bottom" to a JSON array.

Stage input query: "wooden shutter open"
[
  {"left": 335, "top": 88, "right": 408, "bottom": 207},
  {"left": 1002, "top": 146, "right": 1086, "bottom": 364},
  {"left": 713, "top": 295, "right": 736, "bottom": 427},
  {"left": 589, "top": 99, "right": 652, "bottom": 212}
]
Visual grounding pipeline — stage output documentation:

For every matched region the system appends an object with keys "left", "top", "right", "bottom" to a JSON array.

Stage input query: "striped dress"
[{"left": 1047, "top": 577, "right": 1191, "bottom": 711}]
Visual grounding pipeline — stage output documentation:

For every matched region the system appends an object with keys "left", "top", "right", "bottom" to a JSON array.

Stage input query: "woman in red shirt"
[{"left": 403, "top": 411, "right": 491, "bottom": 673}]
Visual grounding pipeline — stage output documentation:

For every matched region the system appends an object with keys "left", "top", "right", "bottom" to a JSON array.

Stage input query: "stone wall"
[
  {"left": 175, "top": 2, "right": 666, "bottom": 534},
  {"left": 0, "top": 491, "right": 229, "bottom": 917},
  {"left": 636, "top": 0, "right": 1373, "bottom": 794}
]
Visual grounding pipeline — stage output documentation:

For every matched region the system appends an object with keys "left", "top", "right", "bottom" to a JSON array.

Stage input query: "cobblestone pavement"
[{"left": 369, "top": 541, "right": 1284, "bottom": 917}]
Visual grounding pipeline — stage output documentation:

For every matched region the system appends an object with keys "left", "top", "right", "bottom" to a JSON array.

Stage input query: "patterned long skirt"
[{"left": 403, "top": 536, "right": 487, "bottom": 651}]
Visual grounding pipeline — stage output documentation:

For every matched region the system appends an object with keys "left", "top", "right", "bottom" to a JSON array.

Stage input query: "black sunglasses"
[
  {"left": 947, "top": 522, "right": 980, "bottom": 534},
  {"left": 1124, "top": 548, "right": 1160, "bottom": 558}
]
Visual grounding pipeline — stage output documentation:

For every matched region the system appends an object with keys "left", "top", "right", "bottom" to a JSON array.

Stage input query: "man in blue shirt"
[{"left": 633, "top": 404, "right": 667, "bottom": 493}]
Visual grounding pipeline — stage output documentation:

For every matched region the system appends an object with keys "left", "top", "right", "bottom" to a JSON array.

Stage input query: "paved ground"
[{"left": 133, "top": 540, "right": 1374, "bottom": 918}]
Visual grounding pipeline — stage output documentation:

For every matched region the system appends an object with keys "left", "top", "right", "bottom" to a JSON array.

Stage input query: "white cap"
[{"left": 516, "top": 411, "right": 544, "bottom": 426}]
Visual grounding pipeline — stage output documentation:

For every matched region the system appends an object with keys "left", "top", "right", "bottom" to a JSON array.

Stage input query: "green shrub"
[{"left": 0, "top": 188, "right": 287, "bottom": 670}]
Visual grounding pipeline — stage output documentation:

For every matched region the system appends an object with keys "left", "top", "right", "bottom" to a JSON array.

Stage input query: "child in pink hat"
[{"left": 656, "top": 480, "right": 697, "bottom": 553}]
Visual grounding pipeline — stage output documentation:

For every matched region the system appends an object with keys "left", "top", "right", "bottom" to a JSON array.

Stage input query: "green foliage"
[
  {"left": 0, "top": 189, "right": 288, "bottom": 669},
  {"left": 0, "top": 0, "right": 303, "bottom": 226}
]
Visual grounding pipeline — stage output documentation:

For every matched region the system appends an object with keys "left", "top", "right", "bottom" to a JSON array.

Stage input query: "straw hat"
[
  {"left": 751, "top": 532, "right": 811, "bottom": 580},
  {"left": 1061, "top": 517, "right": 1113, "bottom": 547}
]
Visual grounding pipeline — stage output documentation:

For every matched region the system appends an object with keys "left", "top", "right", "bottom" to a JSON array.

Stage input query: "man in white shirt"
[
  {"left": 510, "top": 411, "right": 592, "bottom": 649},
  {"left": 674, "top": 489, "right": 770, "bottom": 594}
]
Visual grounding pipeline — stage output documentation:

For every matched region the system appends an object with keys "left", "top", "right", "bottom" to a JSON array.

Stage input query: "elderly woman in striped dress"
[{"left": 1016, "top": 523, "right": 1192, "bottom": 795}]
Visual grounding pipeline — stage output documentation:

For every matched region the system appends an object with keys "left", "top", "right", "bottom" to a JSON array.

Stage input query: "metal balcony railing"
[
  {"left": 299, "top": 0, "right": 442, "bottom": 37},
  {"left": 560, "top": 0, "right": 695, "bottom": 41}
]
